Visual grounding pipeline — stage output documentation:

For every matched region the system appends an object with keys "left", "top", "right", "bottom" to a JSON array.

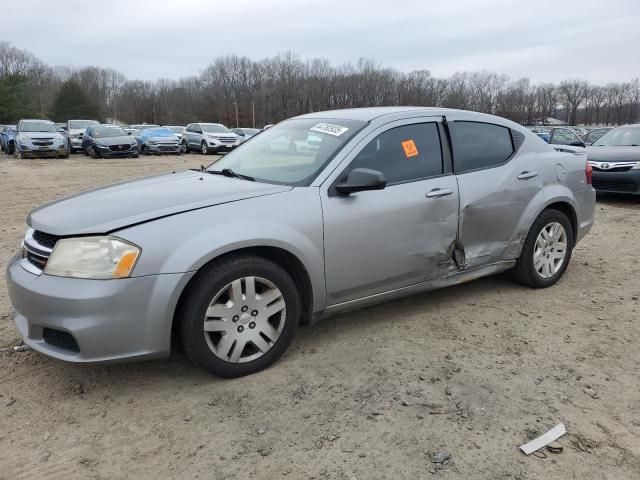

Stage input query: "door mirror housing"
[{"left": 334, "top": 168, "right": 386, "bottom": 195}]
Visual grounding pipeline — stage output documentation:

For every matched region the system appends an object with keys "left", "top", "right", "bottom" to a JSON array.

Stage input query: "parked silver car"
[
  {"left": 182, "top": 122, "right": 241, "bottom": 154},
  {"left": 6, "top": 107, "right": 595, "bottom": 378},
  {"left": 64, "top": 119, "right": 99, "bottom": 153},
  {"left": 14, "top": 119, "right": 69, "bottom": 159}
]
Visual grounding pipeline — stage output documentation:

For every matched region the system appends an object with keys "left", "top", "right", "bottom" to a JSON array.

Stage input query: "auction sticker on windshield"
[{"left": 310, "top": 123, "right": 349, "bottom": 137}]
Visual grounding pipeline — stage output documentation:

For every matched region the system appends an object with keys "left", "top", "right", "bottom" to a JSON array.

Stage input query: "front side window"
[
  {"left": 450, "top": 122, "right": 514, "bottom": 173},
  {"left": 209, "top": 118, "right": 365, "bottom": 186},
  {"left": 346, "top": 123, "right": 443, "bottom": 184}
]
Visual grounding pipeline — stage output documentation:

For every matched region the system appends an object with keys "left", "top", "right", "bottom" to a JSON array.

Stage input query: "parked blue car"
[
  {"left": 135, "top": 127, "right": 182, "bottom": 155},
  {"left": 1, "top": 125, "right": 17, "bottom": 154}
]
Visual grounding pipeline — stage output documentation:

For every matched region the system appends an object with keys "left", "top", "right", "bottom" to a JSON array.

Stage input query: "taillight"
[{"left": 585, "top": 162, "right": 593, "bottom": 185}]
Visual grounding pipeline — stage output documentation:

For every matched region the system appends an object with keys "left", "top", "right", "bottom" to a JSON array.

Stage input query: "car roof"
[{"left": 295, "top": 107, "right": 457, "bottom": 122}]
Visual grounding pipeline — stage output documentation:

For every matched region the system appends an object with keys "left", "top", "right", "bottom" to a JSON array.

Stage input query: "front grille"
[
  {"left": 32, "top": 230, "right": 60, "bottom": 249},
  {"left": 109, "top": 144, "right": 131, "bottom": 151},
  {"left": 218, "top": 137, "right": 236, "bottom": 143},
  {"left": 23, "top": 249, "right": 47, "bottom": 270},
  {"left": 43, "top": 328, "right": 80, "bottom": 354},
  {"left": 592, "top": 180, "right": 637, "bottom": 192},
  {"left": 158, "top": 145, "right": 179, "bottom": 151},
  {"left": 592, "top": 166, "right": 633, "bottom": 172},
  {"left": 32, "top": 141, "right": 53, "bottom": 146}
]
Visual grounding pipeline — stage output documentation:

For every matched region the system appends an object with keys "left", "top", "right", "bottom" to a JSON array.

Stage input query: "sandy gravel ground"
[{"left": 0, "top": 154, "right": 639, "bottom": 480}]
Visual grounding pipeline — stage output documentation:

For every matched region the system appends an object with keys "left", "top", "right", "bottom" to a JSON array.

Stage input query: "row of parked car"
[
  {"left": 0, "top": 119, "right": 266, "bottom": 158},
  {"left": 532, "top": 124, "right": 640, "bottom": 195},
  {"left": 527, "top": 125, "right": 613, "bottom": 147}
]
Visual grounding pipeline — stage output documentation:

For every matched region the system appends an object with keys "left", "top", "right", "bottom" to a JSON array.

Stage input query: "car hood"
[
  {"left": 585, "top": 146, "right": 640, "bottom": 162},
  {"left": 146, "top": 135, "right": 180, "bottom": 143},
  {"left": 95, "top": 136, "right": 136, "bottom": 146},
  {"left": 69, "top": 129, "right": 86, "bottom": 135},
  {"left": 28, "top": 170, "right": 292, "bottom": 236}
]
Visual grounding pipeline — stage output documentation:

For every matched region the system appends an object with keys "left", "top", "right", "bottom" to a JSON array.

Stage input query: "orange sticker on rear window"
[{"left": 401, "top": 140, "right": 418, "bottom": 158}]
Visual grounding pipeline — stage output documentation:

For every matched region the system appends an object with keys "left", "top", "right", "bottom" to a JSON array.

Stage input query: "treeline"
[{"left": 0, "top": 41, "right": 639, "bottom": 127}]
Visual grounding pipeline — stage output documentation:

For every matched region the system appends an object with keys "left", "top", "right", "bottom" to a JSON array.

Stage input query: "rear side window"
[
  {"left": 450, "top": 121, "right": 514, "bottom": 173},
  {"left": 348, "top": 123, "right": 443, "bottom": 185}
]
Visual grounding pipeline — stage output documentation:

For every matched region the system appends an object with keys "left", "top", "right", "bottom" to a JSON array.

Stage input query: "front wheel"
[
  {"left": 201, "top": 141, "right": 209, "bottom": 155},
  {"left": 512, "top": 209, "right": 574, "bottom": 288},
  {"left": 179, "top": 255, "right": 300, "bottom": 378},
  {"left": 181, "top": 140, "right": 189, "bottom": 153}
]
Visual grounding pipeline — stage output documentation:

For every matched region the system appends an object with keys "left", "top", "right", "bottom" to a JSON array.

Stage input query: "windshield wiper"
[{"left": 206, "top": 168, "right": 255, "bottom": 182}]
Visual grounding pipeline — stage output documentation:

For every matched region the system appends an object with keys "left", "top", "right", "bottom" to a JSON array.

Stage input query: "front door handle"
[
  {"left": 426, "top": 188, "right": 453, "bottom": 198},
  {"left": 517, "top": 171, "right": 538, "bottom": 180}
]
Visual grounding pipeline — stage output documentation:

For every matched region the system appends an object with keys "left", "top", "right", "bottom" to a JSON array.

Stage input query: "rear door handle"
[
  {"left": 425, "top": 188, "right": 453, "bottom": 198},
  {"left": 517, "top": 171, "right": 538, "bottom": 180}
]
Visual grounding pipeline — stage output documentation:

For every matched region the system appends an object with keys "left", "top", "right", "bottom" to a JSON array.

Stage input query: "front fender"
[{"left": 116, "top": 188, "right": 327, "bottom": 312}]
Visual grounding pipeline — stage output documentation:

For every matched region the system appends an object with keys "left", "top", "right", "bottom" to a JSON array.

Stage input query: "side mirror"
[
  {"left": 569, "top": 141, "right": 586, "bottom": 148},
  {"left": 334, "top": 168, "right": 386, "bottom": 195},
  {"left": 127, "top": 131, "right": 132, "bottom": 135}
]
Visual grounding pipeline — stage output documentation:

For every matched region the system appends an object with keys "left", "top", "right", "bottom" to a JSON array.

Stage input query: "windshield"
[
  {"left": 144, "top": 127, "right": 174, "bottom": 137},
  {"left": 593, "top": 127, "right": 640, "bottom": 146},
  {"left": 20, "top": 121, "right": 57, "bottom": 133},
  {"left": 243, "top": 128, "right": 260, "bottom": 136},
  {"left": 93, "top": 126, "right": 126, "bottom": 138},
  {"left": 168, "top": 126, "right": 185, "bottom": 134},
  {"left": 202, "top": 124, "right": 230, "bottom": 134},
  {"left": 69, "top": 120, "right": 99, "bottom": 130},
  {"left": 208, "top": 118, "right": 366, "bottom": 186}
]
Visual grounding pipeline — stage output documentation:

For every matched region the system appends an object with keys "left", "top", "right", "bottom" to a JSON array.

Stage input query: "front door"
[{"left": 321, "top": 118, "right": 460, "bottom": 306}]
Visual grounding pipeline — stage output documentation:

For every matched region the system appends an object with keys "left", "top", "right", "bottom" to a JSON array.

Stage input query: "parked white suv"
[
  {"left": 182, "top": 123, "right": 241, "bottom": 154},
  {"left": 64, "top": 119, "right": 100, "bottom": 153}
]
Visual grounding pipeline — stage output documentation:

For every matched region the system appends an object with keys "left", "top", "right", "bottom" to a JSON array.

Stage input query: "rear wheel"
[
  {"left": 512, "top": 209, "right": 574, "bottom": 288},
  {"left": 179, "top": 255, "right": 300, "bottom": 378}
]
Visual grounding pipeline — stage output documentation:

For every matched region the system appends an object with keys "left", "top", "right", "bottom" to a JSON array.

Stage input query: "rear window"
[{"left": 450, "top": 122, "right": 514, "bottom": 173}]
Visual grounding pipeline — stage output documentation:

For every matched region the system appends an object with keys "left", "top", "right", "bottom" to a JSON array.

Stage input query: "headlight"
[
  {"left": 18, "top": 134, "right": 31, "bottom": 143},
  {"left": 45, "top": 237, "right": 140, "bottom": 279}
]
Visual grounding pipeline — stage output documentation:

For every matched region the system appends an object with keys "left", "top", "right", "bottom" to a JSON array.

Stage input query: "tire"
[
  {"left": 131, "top": 153, "right": 139, "bottom": 158},
  {"left": 178, "top": 254, "right": 300, "bottom": 378},
  {"left": 201, "top": 141, "right": 212, "bottom": 155},
  {"left": 512, "top": 209, "right": 574, "bottom": 288},
  {"left": 88, "top": 146, "right": 99, "bottom": 159},
  {"left": 181, "top": 140, "right": 189, "bottom": 153},
  {"left": 14, "top": 147, "right": 21, "bottom": 159},
  {"left": 67, "top": 140, "right": 74, "bottom": 154}
]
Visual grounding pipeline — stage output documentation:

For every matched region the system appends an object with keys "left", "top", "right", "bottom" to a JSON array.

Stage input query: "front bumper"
[
  {"left": 146, "top": 143, "right": 181, "bottom": 154},
  {"left": 207, "top": 141, "right": 239, "bottom": 151},
  {"left": 17, "top": 144, "right": 66, "bottom": 158},
  {"left": 592, "top": 170, "right": 640, "bottom": 194},
  {"left": 95, "top": 145, "right": 138, "bottom": 157},
  {"left": 69, "top": 138, "right": 83, "bottom": 149},
  {"left": 6, "top": 254, "right": 194, "bottom": 363}
]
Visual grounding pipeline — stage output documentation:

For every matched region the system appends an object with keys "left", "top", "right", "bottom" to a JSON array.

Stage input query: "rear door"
[
  {"left": 321, "top": 117, "right": 460, "bottom": 306},
  {"left": 446, "top": 116, "right": 543, "bottom": 269}
]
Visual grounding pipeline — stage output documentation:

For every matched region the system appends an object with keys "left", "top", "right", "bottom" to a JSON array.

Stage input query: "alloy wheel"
[
  {"left": 201, "top": 142, "right": 207, "bottom": 154},
  {"left": 203, "top": 276, "right": 286, "bottom": 363},
  {"left": 534, "top": 222, "right": 567, "bottom": 279}
]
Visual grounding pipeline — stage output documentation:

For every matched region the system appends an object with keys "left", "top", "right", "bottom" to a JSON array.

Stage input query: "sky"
[{"left": 5, "top": 0, "right": 640, "bottom": 84}]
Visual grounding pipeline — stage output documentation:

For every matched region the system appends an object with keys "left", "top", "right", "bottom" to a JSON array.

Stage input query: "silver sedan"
[{"left": 6, "top": 107, "right": 595, "bottom": 377}]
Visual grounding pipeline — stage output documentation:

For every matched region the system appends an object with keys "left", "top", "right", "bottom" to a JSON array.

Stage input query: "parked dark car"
[
  {"left": 14, "top": 119, "right": 68, "bottom": 159},
  {"left": 136, "top": 127, "right": 181, "bottom": 155},
  {"left": 547, "top": 127, "right": 586, "bottom": 148},
  {"left": 83, "top": 125, "right": 139, "bottom": 158},
  {"left": 583, "top": 127, "right": 613, "bottom": 145},
  {"left": 1, "top": 125, "right": 17, "bottom": 154},
  {"left": 587, "top": 125, "right": 640, "bottom": 194}
]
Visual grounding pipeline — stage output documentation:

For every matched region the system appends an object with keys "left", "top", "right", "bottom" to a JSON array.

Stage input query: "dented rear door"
[{"left": 446, "top": 116, "right": 543, "bottom": 268}]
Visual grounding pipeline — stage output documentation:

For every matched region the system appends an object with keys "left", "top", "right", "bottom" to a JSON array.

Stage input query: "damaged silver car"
[{"left": 6, "top": 107, "right": 595, "bottom": 378}]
